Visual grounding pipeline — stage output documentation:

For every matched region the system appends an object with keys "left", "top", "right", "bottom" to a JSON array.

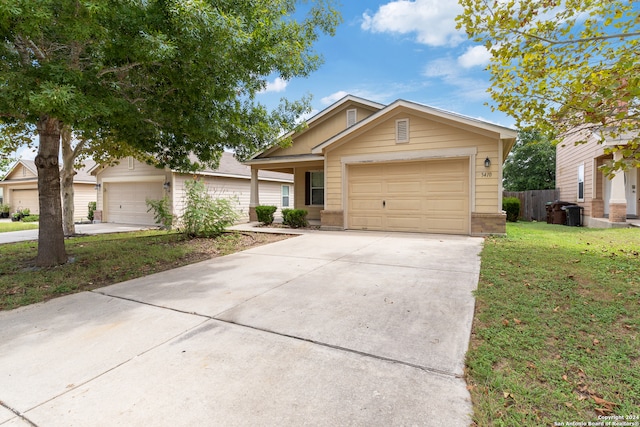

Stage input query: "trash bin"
[
  {"left": 551, "top": 201, "right": 576, "bottom": 225},
  {"left": 564, "top": 205, "right": 584, "bottom": 226},
  {"left": 545, "top": 202, "right": 553, "bottom": 224}
]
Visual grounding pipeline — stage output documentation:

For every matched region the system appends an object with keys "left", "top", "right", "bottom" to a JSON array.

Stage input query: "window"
[
  {"left": 305, "top": 171, "right": 324, "bottom": 206},
  {"left": 396, "top": 118, "right": 409, "bottom": 143},
  {"left": 347, "top": 109, "right": 357, "bottom": 127},
  {"left": 281, "top": 185, "right": 290, "bottom": 207},
  {"left": 577, "top": 164, "right": 585, "bottom": 201}
]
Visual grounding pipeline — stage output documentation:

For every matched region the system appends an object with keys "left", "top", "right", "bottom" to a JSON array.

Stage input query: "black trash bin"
[
  {"left": 564, "top": 205, "right": 584, "bottom": 226},
  {"left": 551, "top": 201, "right": 576, "bottom": 225}
]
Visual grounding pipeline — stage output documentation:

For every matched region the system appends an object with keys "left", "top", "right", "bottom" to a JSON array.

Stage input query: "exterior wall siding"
[{"left": 73, "top": 184, "right": 98, "bottom": 222}]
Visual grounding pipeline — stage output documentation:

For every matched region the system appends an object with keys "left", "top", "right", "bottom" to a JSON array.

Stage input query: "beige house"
[
  {"left": 0, "top": 159, "right": 97, "bottom": 221},
  {"left": 556, "top": 130, "right": 638, "bottom": 226},
  {"left": 246, "top": 95, "right": 517, "bottom": 235},
  {"left": 90, "top": 152, "right": 293, "bottom": 226}
]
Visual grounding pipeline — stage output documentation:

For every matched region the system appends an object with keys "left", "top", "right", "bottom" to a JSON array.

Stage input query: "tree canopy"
[
  {"left": 503, "top": 130, "right": 556, "bottom": 191},
  {"left": 0, "top": 0, "right": 341, "bottom": 266},
  {"left": 457, "top": 1, "right": 640, "bottom": 171}
]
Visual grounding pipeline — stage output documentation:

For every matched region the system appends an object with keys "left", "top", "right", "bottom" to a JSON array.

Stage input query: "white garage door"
[
  {"left": 348, "top": 158, "right": 469, "bottom": 234},
  {"left": 11, "top": 189, "right": 39, "bottom": 214},
  {"left": 105, "top": 182, "right": 164, "bottom": 226}
]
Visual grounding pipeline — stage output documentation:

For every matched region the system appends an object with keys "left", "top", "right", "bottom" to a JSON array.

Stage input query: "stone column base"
[
  {"left": 591, "top": 198, "right": 604, "bottom": 218},
  {"left": 93, "top": 210, "right": 102, "bottom": 224},
  {"left": 609, "top": 203, "right": 627, "bottom": 223},
  {"left": 471, "top": 212, "right": 506, "bottom": 236},
  {"left": 249, "top": 206, "right": 258, "bottom": 222},
  {"left": 321, "top": 210, "right": 344, "bottom": 229}
]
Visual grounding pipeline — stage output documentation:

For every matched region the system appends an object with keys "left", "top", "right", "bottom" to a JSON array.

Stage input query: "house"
[
  {"left": 245, "top": 95, "right": 518, "bottom": 235},
  {"left": 0, "top": 159, "right": 97, "bottom": 221},
  {"left": 90, "top": 152, "right": 293, "bottom": 226},
  {"left": 556, "top": 130, "right": 638, "bottom": 226}
]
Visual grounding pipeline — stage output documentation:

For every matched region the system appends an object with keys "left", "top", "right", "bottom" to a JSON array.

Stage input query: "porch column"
[
  {"left": 609, "top": 151, "right": 627, "bottom": 223},
  {"left": 249, "top": 167, "right": 259, "bottom": 222}
]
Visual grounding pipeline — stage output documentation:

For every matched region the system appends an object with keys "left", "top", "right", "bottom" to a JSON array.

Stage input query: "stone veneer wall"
[
  {"left": 471, "top": 212, "right": 506, "bottom": 236},
  {"left": 320, "top": 210, "right": 344, "bottom": 229}
]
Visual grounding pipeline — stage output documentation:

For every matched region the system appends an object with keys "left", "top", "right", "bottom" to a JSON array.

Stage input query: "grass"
[
  {"left": 0, "top": 221, "right": 39, "bottom": 232},
  {"left": 467, "top": 222, "right": 640, "bottom": 426},
  {"left": 0, "top": 230, "right": 291, "bottom": 310}
]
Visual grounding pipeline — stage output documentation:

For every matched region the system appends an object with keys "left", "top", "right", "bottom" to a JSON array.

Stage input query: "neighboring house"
[
  {"left": 90, "top": 152, "right": 293, "bottom": 226},
  {"left": 556, "top": 130, "right": 638, "bottom": 226},
  {"left": 245, "top": 95, "right": 518, "bottom": 236},
  {"left": 0, "top": 159, "right": 97, "bottom": 221}
]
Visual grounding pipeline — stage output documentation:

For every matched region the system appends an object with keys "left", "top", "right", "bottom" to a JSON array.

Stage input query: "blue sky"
[
  {"left": 12, "top": 0, "right": 512, "bottom": 163},
  {"left": 257, "top": 0, "right": 514, "bottom": 128}
]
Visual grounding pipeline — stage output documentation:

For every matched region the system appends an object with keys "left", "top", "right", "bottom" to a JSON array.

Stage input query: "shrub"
[
  {"left": 181, "top": 179, "right": 239, "bottom": 238},
  {"left": 21, "top": 215, "right": 39, "bottom": 222},
  {"left": 20, "top": 208, "right": 30, "bottom": 216},
  {"left": 282, "top": 208, "right": 308, "bottom": 228},
  {"left": 146, "top": 196, "right": 174, "bottom": 230},
  {"left": 255, "top": 205, "right": 277, "bottom": 225},
  {"left": 502, "top": 197, "right": 521, "bottom": 222},
  {"left": 88, "top": 201, "right": 97, "bottom": 222},
  {"left": 0, "top": 203, "right": 9, "bottom": 214}
]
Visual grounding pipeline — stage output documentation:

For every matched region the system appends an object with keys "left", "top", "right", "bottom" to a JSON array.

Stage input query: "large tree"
[
  {"left": 503, "top": 130, "right": 555, "bottom": 191},
  {"left": 457, "top": 1, "right": 640, "bottom": 171},
  {"left": 0, "top": 0, "right": 340, "bottom": 266}
]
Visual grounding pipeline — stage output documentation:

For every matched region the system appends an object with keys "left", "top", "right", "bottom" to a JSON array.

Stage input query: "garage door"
[
  {"left": 105, "top": 182, "right": 164, "bottom": 226},
  {"left": 348, "top": 158, "right": 469, "bottom": 234},
  {"left": 11, "top": 189, "right": 39, "bottom": 214}
]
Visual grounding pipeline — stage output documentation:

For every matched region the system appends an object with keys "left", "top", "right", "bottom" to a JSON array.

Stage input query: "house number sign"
[{"left": 481, "top": 171, "right": 493, "bottom": 178}]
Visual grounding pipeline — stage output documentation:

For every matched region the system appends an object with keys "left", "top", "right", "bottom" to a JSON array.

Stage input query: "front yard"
[{"left": 467, "top": 222, "right": 639, "bottom": 426}]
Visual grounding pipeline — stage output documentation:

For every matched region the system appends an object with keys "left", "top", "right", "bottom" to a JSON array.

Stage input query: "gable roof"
[
  {"left": 1, "top": 159, "right": 96, "bottom": 183},
  {"left": 311, "top": 99, "right": 518, "bottom": 158},
  {"left": 187, "top": 151, "right": 292, "bottom": 182}
]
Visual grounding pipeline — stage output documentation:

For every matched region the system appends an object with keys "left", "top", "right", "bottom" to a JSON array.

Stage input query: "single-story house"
[
  {"left": 89, "top": 152, "right": 293, "bottom": 226},
  {"left": 245, "top": 95, "right": 518, "bottom": 235},
  {"left": 556, "top": 130, "right": 638, "bottom": 226},
  {"left": 0, "top": 159, "right": 97, "bottom": 221}
]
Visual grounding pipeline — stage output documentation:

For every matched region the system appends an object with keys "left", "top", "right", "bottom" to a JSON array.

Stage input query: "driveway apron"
[{"left": 0, "top": 230, "right": 483, "bottom": 426}]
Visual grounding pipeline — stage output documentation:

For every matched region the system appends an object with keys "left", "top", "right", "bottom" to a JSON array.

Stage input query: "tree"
[
  {"left": 457, "top": 1, "right": 640, "bottom": 171},
  {"left": 0, "top": 0, "right": 340, "bottom": 266},
  {"left": 503, "top": 130, "right": 556, "bottom": 191}
]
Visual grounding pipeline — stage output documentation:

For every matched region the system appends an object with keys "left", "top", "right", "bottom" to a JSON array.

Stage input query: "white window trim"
[
  {"left": 281, "top": 184, "right": 290, "bottom": 207},
  {"left": 396, "top": 118, "right": 409, "bottom": 143},
  {"left": 577, "top": 163, "right": 585, "bottom": 202},
  {"left": 309, "top": 170, "right": 324, "bottom": 206},
  {"left": 346, "top": 109, "right": 357, "bottom": 128}
]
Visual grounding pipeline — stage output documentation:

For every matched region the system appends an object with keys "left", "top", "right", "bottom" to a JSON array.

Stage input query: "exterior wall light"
[
  {"left": 484, "top": 157, "right": 491, "bottom": 168},
  {"left": 94, "top": 183, "right": 101, "bottom": 190},
  {"left": 163, "top": 181, "right": 171, "bottom": 190}
]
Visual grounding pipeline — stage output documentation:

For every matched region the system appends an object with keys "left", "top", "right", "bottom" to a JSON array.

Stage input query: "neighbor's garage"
[
  {"left": 105, "top": 182, "right": 164, "bottom": 225},
  {"left": 347, "top": 158, "right": 469, "bottom": 234},
  {"left": 11, "top": 188, "right": 39, "bottom": 214}
]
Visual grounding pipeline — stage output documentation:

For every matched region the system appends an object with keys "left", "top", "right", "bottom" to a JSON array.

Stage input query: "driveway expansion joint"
[{"left": 0, "top": 400, "right": 38, "bottom": 427}]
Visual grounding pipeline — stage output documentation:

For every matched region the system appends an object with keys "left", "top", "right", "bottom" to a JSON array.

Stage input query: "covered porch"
[{"left": 590, "top": 150, "right": 638, "bottom": 225}]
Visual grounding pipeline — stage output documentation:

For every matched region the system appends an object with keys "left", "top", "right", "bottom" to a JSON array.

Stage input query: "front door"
[{"left": 604, "top": 167, "right": 638, "bottom": 216}]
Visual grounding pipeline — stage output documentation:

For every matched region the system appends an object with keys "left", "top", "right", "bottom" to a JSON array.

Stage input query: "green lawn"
[
  {"left": 0, "top": 221, "right": 39, "bottom": 232},
  {"left": 467, "top": 222, "right": 639, "bottom": 426}
]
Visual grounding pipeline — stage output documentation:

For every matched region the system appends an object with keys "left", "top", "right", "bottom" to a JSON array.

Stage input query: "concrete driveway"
[
  {"left": 0, "top": 221, "right": 152, "bottom": 244},
  {"left": 0, "top": 230, "right": 483, "bottom": 426}
]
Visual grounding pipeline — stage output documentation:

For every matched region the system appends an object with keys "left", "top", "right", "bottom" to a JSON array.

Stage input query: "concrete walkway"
[
  {"left": 0, "top": 230, "right": 483, "bottom": 426},
  {"left": 0, "top": 221, "right": 153, "bottom": 244}
]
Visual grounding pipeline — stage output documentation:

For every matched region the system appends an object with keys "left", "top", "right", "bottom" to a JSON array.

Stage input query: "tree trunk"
[
  {"left": 61, "top": 126, "right": 76, "bottom": 236},
  {"left": 35, "top": 116, "right": 67, "bottom": 267}
]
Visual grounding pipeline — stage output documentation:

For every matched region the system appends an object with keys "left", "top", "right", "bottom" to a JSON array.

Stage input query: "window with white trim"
[
  {"left": 281, "top": 185, "right": 290, "bottom": 207},
  {"left": 577, "top": 164, "right": 585, "bottom": 201},
  {"left": 347, "top": 109, "right": 357, "bottom": 127},
  {"left": 396, "top": 118, "right": 409, "bottom": 143},
  {"left": 305, "top": 171, "right": 324, "bottom": 206}
]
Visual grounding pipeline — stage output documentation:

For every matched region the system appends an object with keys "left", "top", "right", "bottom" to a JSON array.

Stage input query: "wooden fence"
[{"left": 503, "top": 189, "right": 560, "bottom": 221}]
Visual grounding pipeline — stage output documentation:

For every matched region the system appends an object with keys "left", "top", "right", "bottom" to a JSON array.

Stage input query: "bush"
[
  {"left": 181, "top": 179, "right": 239, "bottom": 238},
  {"left": 88, "top": 201, "right": 97, "bottom": 222},
  {"left": 255, "top": 205, "right": 277, "bottom": 225},
  {"left": 146, "top": 196, "right": 174, "bottom": 230},
  {"left": 282, "top": 208, "right": 308, "bottom": 228},
  {"left": 503, "top": 197, "right": 521, "bottom": 222},
  {"left": 20, "top": 208, "right": 30, "bottom": 216},
  {"left": 21, "top": 215, "right": 39, "bottom": 222}
]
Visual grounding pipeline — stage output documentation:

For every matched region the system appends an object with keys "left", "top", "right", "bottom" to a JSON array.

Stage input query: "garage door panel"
[
  {"left": 106, "top": 182, "right": 163, "bottom": 226},
  {"left": 348, "top": 159, "right": 469, "bottom": 234}
]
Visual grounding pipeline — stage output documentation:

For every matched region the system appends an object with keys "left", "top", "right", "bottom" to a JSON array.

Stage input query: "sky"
[
  {"left": 256, "top": 0, "right": 513, "bottom": 128},
  {"left": 12, "top": 0, "right": 512, "bottom": 163}
]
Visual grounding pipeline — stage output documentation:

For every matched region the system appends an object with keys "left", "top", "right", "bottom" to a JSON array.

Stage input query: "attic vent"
[
  {"left": 347, "top": 109, "right": 357, "bottom": 127},
  {"left": 396, "top": 118, "right": 409, "bottom": 143},
  {"left": 127, "top": 156, "right": 134, "bottom": 170}
]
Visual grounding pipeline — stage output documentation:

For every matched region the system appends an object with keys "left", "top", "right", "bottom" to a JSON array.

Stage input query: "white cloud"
[
  {"left": 261, "top": 77, "right": 288, "bottom": 93},
  {"left": 457, "top": 45, "right": 491, "bottom": 68},
  {"left": 422, "top": 57, "right": 490, "bottom": 102},
  {"left": 15, "top": 145, "right": 37, "bottom": 161},
  {"left": 320, "top": 91, "right": 350, "bottom": 106},
  {"left": 361, "top": 0, "right": 465, "bottom": 47}
]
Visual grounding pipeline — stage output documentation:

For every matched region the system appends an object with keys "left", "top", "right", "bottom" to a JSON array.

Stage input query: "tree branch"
[{"left": 97, "top": 63, "right": 143, "bottom": 77}]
